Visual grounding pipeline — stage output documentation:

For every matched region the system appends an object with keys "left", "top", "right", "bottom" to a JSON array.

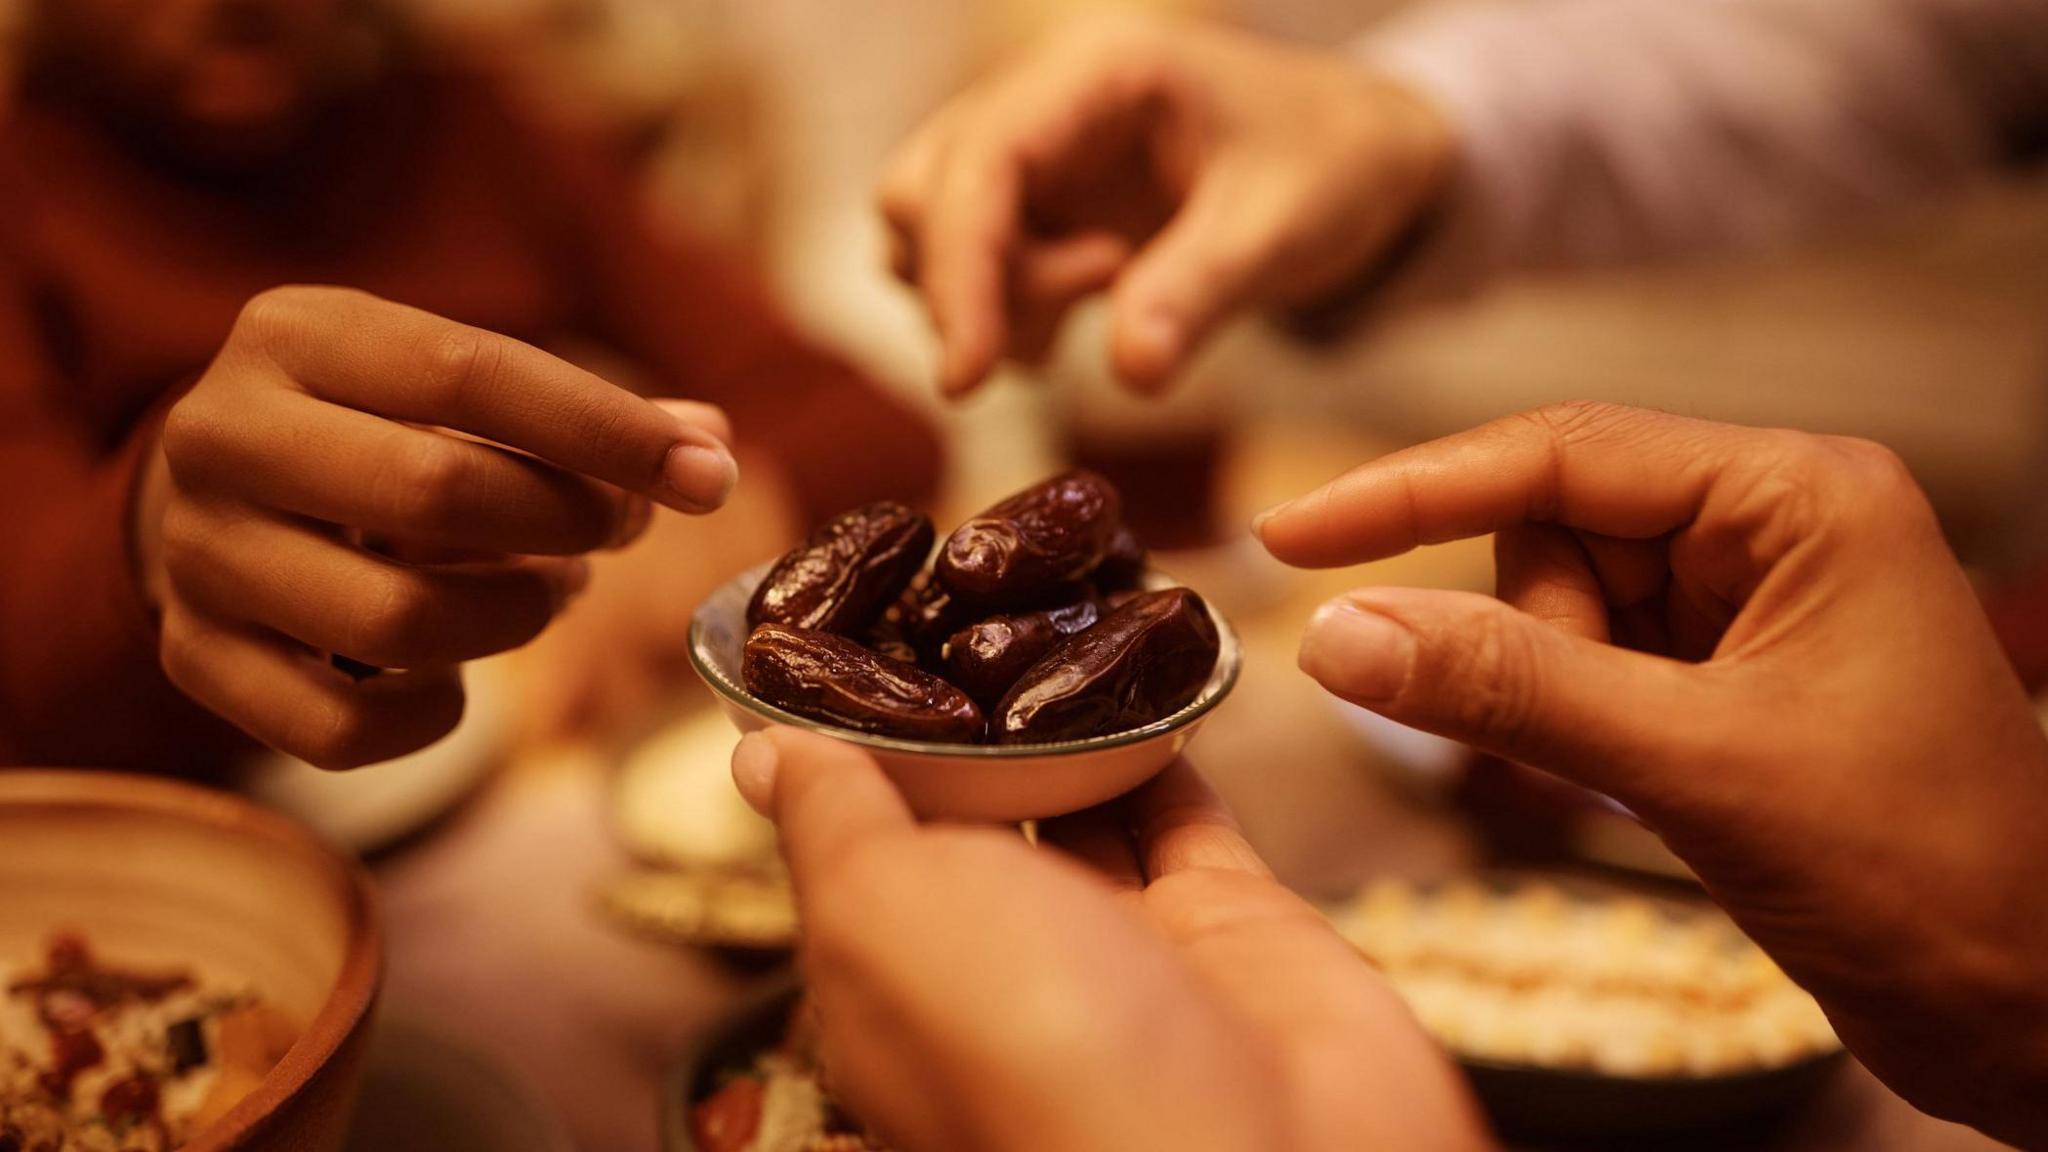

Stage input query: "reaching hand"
[
  {"left": 1260, "top": 401, "right": 2048, "bottom": 1146},
  {"left": 880, "top": 11, "right": 1452, "bottom": 396},
  {"left": 144, "top": 286, "right": 739, "bottom": 767},
  {"left": 732, "top": 727, "right": 1490, "bottom": 1152}
]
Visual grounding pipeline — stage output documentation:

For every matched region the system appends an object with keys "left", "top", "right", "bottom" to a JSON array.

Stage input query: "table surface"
[{"left": 366, "top": 423, "right": 2011, "bottom": 1152}]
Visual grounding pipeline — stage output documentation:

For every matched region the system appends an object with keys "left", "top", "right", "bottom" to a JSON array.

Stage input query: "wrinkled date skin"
[
  {"left": 994, "top": 588, "right": 1219, "bottom": 744},
  {"left": 943, "top": 598, "right": 1102, "bottom": 709},
  {"left": 744, "top": 623, "right": 984, "bottom": 742},
  {"left": 935, "top": 471, "right": 1122, "bottom": 609},
  {"left": 747, "top": 502, "right": 934, "bottom": 635}
]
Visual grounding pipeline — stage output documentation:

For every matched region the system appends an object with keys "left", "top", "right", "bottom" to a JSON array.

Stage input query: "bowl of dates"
[{"left": 689, "top": 472, "right": 1240, "bottom": 821}]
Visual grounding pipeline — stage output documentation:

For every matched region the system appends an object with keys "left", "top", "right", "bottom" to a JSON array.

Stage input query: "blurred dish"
[
  {"left": 0, "top": 771, "right": 380, "bottom": 1152},
  {"left": 599, "top": 870, "right": 795, "bottom": 959},
  {"left": 691, "top": 564, "right": 1240, "bottom": 823},
  {"left": 612, "top": 709, "right": 776, "bottom": 872},
  {"left": 1327, "top": 875, "right": 1845, "bottom": 1140},
  {"left": 664, "top": 981, "right": 894, "bottom": 1152}
]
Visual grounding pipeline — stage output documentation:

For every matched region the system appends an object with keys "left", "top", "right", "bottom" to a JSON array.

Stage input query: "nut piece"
[
  {"left": 934, "top": 471, "right": 1121, "bottom": 609},
  {"left": 747, "top": 502, "right": 934, "bottom": 635},
  {"left": 744, "top": 623, "right": 984, "bottom": 743},
  {"left": 994, "top": 588, "right": 1219, "bottom": 744}
]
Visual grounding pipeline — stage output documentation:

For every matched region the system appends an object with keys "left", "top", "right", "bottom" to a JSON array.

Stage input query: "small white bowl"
[{"left": 689, "top": 563, "right": 1241, "bottom": 822}]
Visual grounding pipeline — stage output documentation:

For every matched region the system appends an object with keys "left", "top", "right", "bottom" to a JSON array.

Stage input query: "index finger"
[
  {"left": 1255, "top": 403, "right": 1736, "bottom": 569},
  {"left": 242, "top": 287, "right": 736, "bottom": 512}
]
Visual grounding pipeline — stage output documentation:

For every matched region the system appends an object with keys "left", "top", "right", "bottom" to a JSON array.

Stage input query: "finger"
[
  {"left": 167, "top": 389, "right": 639, "bottom": 554},
  {"left": 733, "top": 727, "right": 918, "bottom": 884},
  {"left": 1128, "top": 760, "right": 1271, "bottom": 881},
  {"left": 651, "top": 397, "right": 733, "bottom": 447},
  {"left": 1038, "top": 802, "right": 1144, "bottom": 894},
  {"left": 236, "top": 287, "right": 737, "bottom": 512},
  {"left": 1106, "top": 170, "right": 1289, "bottom": 391},
  {"left": 1494, "top": 525, "right": 1609, "bottom": 642},
  {"left": 920, "top": 138, "right": 1021, "bottom": 396},
  {"left": 160, "top": 605, "right": 466, "bottom": 769},
  {"left": 1255, "top": 403, "right": 1738, "bottom": 569},
  {"left": 877, "top": 114, "right": 951, "bottom": 287},
  {"left": 1005, "top": 232, "right": 1132, "bottom": 363},
  {"left": 163, "top": 502, "right": 584, "bottom": 668},
  {"left": 1296, "top": 586, "right": 1736, "bottom": 817}
]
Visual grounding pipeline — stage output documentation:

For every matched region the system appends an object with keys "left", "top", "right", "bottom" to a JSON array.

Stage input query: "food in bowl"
[
  {"left": 738, "top": 472, "right": 1220, "bottom": 745},
  {"left": 2, "top": 934, "right": 295, "bottom": 1152},
  {"left": 1327, "top": 878, "right": 1843, "bottom": 1078},
  {"left": 690, "top": 1001, "right": 889, "bottom": 1152}
]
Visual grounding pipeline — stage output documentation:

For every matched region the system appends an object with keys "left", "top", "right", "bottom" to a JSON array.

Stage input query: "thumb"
[
  {"left": 1107, "top": 172, "right": 1280, "bottom": 391},
  {"left": 1299, "top": 587, "right": 1742, "bottom": 820},
  {"left": 733, "top": 727, "right": 917, "bottom": 885}
]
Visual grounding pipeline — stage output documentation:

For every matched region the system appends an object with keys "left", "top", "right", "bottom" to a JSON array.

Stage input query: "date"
[
  {"left": 942, "top": 597, "right": 1102, "bottom": 709},
  {"left": 993, "top": 588, "right": 1219, "bottom": 744},
  {"left": 747, "top": 502, "right": 933, "bottom": 635},
  {"left": 935, "top": 471, "right": 1121, "bottom": 609},
  {"left": 744, "top": 623, "right": 984, "bottom": 743}
]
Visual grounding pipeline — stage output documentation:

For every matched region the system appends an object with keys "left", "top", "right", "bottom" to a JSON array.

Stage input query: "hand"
[
  {"left": 143, "top": 286, "right": 739, "bottom": 768},
  {"left": 880, "top": 11, "right": 1452, "bottom": 396},
  {"left": 1260, "top": 402, "right": 2048, "bottom": 1145},
  {"left": 732, "top": 728, "right": 1488, "bottom": 1152}
]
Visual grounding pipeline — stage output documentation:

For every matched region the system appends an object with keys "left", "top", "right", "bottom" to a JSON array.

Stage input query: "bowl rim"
[
  {"left": 0, "top": 769, "right": 382, "bottom": 1152},
  {"left": 687, "top": 564, "right": 1243, "bottom": 758}
]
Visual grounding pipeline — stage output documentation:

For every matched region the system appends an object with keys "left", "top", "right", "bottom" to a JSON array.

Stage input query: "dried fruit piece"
[
  {"left": 747, "top": 503, "right": 934, "bottom": 635},
  {"left": 934, "top": 471, "right": 1120, "bottom": 609},
  {"left": 994, "top": 588, "right": 1219, "bottom": 744},
  {"left": 943, "top": 598, "right": 1102, "bottom": 709},
  {"left": 744, "top": 623, "right": 984, "bottom": 743}
]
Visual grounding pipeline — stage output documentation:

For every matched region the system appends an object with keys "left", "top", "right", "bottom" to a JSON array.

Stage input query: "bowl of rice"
[{"left": 0, "top": 770, "right": 380, "bottom": 1152}]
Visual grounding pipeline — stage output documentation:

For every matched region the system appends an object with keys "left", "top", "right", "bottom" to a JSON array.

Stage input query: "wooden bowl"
[
  {"left": 0, "top": 770, "right": 382, "bottom": 1152},
  {"left": 689, "top": 564, "right": 1242, "bottom": 822}
]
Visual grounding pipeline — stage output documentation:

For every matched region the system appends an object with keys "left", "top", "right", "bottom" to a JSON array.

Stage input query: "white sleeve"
[{"left": 1355, "top": 0, "right": 2048, "bottom": 300}]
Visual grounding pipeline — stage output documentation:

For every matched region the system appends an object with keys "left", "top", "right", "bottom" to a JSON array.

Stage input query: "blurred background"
[
  {"left": 292, "top": 0, "right": 2048, "bottom": 556},
  {"left": 1, "top": 0, "right": 2039, "bottom": 1149}
]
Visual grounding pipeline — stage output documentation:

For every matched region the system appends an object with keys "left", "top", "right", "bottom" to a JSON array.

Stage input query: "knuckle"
[
  {"left": 1445, "top": 606, "right": 1543, "bottom": 747},
  {"left": 159, "top": 396, "right": 227, "bottom": 484},
  {"left": 382, "top": 436, "right": 475, "bottom": 532},
  {"left": 1525, "top": 399, "right": 1635, "bottom": 444},
  {"left": 342, "top": 568, "right": 437, "bottom": 665},
  {"left": 233, "top": 285, "right": 322, "bottom": 353},
  {"left": 285, "top": 697, "right": 374, "bottom": 770},
  {"left": 424, "top": 326, "right": 508, "bottom": 408}
]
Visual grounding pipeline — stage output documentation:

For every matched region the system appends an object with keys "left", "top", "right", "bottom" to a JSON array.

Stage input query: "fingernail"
[
  {"left": 731, "top": 732, "right": 779, "bottom": 816},
  {"left": 660, "top": 440, "right": 738, "bottom": 513},
  {"left": 1250, "top": 504, "right": 1284, "bottom": 539},
  {"left": 1299, "top": 598, "right": 1415, "bottom": 702}
]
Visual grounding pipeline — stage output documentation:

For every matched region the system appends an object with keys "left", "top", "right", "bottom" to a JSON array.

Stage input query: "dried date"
[
  {"left": 747, "top": 502, "right": 933, "bottom": 635},
  {"left": 935, "top": 471, "right": 1121, "bottom": 609},
  {"left": 942, "top": 597, "right": 1102, "bottom": 709},
  {"left": 744, "top": 623, "right": 984, "bottom": 743},
  {"left": 993, "top": 588, "right": 1218, "bottom": 744}
]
